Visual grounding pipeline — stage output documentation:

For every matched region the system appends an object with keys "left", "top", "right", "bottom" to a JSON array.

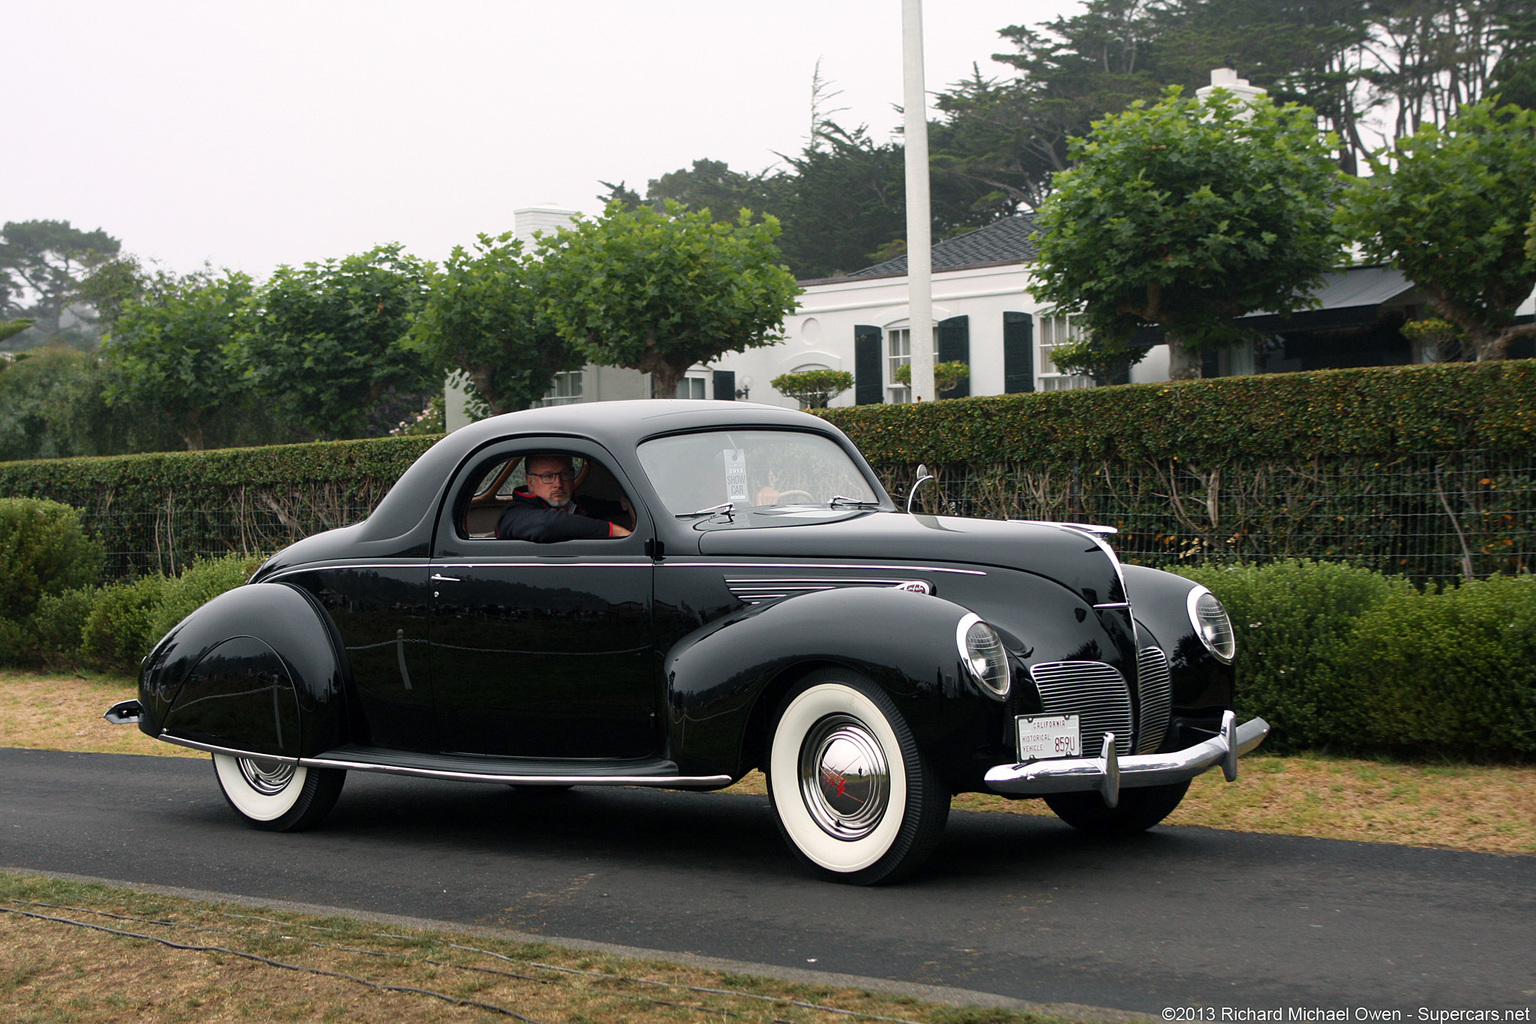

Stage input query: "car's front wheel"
[
  {"left": 212, "top": 754, "right": 345, "bottom": 832},
  {"left": 1044, "top": 779, "right": 1189, "bottom": 836},
  {"left": 767, "top": 672, "right": 949, "bottom": 884}
]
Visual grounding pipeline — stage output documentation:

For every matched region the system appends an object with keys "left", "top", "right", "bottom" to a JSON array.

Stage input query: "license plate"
[{"left": 1016, "top": 714, "right": 1081, "bottom": 761}]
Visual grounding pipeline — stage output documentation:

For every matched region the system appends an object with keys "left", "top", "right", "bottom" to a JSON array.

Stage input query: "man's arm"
[{"left": 496, "top": 502, "right": 617, "bottom": 542}]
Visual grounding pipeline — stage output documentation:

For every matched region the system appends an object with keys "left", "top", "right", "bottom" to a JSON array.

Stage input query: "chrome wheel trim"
[
  {"left": 238, "top": 757, "right": 296, "bottom": 796},
  {"left": 769, "top": 682, "right": 908, "bottom": 874},
  {"left": 212, "top": 752, "right": 308, "bottom": 822},
  {"left": 798, "top": 714, "right": 890, "bottom": 840}
]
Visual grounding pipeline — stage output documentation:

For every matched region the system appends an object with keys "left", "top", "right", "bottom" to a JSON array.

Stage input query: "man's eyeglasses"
[{"left": 529, "top": 470, "right": 576, "bottom": 484}]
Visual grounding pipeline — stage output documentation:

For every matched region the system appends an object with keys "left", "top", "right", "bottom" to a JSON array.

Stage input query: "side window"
[{"left": 456, "top": 451, "right": 635, "bottom": 541}]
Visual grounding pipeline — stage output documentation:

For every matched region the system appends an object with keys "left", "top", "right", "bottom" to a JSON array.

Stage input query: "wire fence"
[
  {"left": 78, "top": 449, "right": 1534, "bottom": 585},
  {"left": 891, "top": 449, "right": 1536, "bottom": 583}
]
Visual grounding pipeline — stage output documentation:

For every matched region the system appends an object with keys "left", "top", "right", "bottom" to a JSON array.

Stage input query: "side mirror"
[{"left": 906, "top": 463, "right": 937, "bottom": 514}]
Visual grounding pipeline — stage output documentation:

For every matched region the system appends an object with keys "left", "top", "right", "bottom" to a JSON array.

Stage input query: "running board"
[{"left": 158, "top": 733, "right": 732, "bottom": 789}]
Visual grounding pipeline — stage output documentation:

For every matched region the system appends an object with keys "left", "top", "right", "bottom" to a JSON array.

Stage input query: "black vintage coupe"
[{"left": 108, "top": 400, "right": 1268, "bottom": 884}]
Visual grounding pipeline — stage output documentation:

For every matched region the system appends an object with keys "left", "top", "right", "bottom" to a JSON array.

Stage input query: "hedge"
[
  {"left": 0, "top": 435, "right": 436, "bottom": 577},
  {"left": 819, "top": 361, "right": 1536, "bottom": 465},
  {"left": 2, "top": 362, "right": 1535, "bottom": 580},
  {"left": 1184, "top": 561, "right": 1536, "bottom": 761}
]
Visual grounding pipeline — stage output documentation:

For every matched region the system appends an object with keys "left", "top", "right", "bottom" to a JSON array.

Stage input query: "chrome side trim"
[
  {"left": 727, "top": 576, "right": 934, "bottom": 603},
  {"left": 984, "top": 712, "right": 1270, "bottom": 798},
  {"left": 159, "top": 733, "right": 301, "bottom": 764},
  {"left": 675, "top": 562, "right": 986, "bottom": 576},
  {"left": 157, "top": 732, "right": 733, "bottom": 789},
  {"left": 298, "top": 756, "right": 732, "bottom": 789}
]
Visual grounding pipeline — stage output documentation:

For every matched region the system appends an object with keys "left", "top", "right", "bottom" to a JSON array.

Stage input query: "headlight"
[
  {"left": 956, "top": 614, "right": 1010, "bottom": 698},
  {"left": 1188, "top": 587, "right": 1236, "bottom": 663}
]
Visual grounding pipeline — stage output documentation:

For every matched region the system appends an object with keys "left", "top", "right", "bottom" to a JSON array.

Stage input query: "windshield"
[{"left": 637, "top": 429, "right": 880, "bottom": 517}]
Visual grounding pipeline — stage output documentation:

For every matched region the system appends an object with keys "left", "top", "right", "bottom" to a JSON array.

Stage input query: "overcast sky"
[{"left": 9, "top": 1, "right": 1083, "bottom": 280}]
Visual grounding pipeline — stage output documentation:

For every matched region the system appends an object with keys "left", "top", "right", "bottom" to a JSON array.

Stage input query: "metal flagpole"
[{"left": 902, "top": 0, "right": 934, "bottom": 402}]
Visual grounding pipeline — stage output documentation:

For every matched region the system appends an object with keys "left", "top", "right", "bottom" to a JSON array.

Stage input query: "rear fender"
[
  {"left": 138, "top": 583, "right": 347, "bottom": 758},
  {"left": 662, "top": 587, "right": 998, "bottom": 778}
]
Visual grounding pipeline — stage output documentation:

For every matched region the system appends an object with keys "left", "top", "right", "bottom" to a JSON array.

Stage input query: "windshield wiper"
[
  {"left": 677, "top": 502, "right": 735, "bottom": 519},
  {"left": 829, "top": 495, "right": 880, "bottom": 509}
]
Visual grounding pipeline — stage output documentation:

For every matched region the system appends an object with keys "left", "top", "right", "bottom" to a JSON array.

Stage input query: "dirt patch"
[{"left": 0, "top": 671, "right": 199, "bottom": 759}]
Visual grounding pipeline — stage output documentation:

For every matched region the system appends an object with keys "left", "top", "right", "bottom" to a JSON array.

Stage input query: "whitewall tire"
[
  {"left": 767, "top": 671, "right": 949, "bottom": 884},
  {"left": 212, "top": 753, "right": 345, "bottom": 832}
]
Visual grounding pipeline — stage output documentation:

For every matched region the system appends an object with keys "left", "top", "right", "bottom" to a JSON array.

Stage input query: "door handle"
[{"left": 431, "top": 573, "right": 460, "bottom": 582}]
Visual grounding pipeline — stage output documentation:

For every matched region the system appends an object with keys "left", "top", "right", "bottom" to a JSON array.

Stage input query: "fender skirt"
[{"left": 138, "top": 583, "right": 346, "bottom": 758}]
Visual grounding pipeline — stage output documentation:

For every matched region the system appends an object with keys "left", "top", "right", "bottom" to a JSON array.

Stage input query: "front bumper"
[{"left": 983, "top": 711, "right": 1270, "bottom": 808}]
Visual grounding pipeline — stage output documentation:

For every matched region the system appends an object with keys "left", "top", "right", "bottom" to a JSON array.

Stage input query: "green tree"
[
  {"left": 1339, "top": 100, "right": 1536, "bottom": 362},
  {"left": 536, "top": 201, "right": 802, "bottom": 398},
  {"left": 100, "top": 270, "right": 256, "bottom": 450},
  {"left": 0, "top": 220, "right": 121, "bottom": 345},
  {"left": 409, "top": 233, "right": 580, "bottom": 416},
  {"left": 1032, "top": 87, "right": 1343, "bottom": 379},
  {"left": 242, "top": 244, "right": 435, "bottom": 439},
  {"left": 932, "top": 1, "right": 1166, "bottom": 215},
  {"left": 645, "top": 158, "right": 778, "bottom": 220},
  {"left": 0, "top": 319, "right": 35, "bottom": 345}
]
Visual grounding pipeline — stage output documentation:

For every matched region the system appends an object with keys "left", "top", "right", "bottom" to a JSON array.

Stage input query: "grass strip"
[{"left": 0, "top": 872, "right": 1098, "bottom": 1024}]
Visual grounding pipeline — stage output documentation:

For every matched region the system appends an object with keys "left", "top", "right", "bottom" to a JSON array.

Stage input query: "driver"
[{"left": 496, "top": 454, "right": 633, "bottom": 541}]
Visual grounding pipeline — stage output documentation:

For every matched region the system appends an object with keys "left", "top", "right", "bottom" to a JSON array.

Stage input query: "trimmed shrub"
[
  {"left": 81, "top": 575, "right": 167, "bottom": 673},
  {"left": 28, "top": 586, "right": 100, "bottom": 665},
  {"left": 0, "top": 498, "right": 104, "bottom": 621},
  {"left": 1343, "top": 574, "right": 1536, "bottom": 759},
  {"left": 147, "top": 553, "right": 259, "bottom": 643},
  {"left": 1177, "top": 561, "right": 1411, "bottom": 752},
  {"left": 0, "top": 617, "right": 29, "bottom": 664}
]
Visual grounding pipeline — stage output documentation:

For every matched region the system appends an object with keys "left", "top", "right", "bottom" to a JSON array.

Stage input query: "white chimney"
[
  {"left": 513, "top": 205, "right": 580, "bottom": 249},
  {"left": 1197, "top": 67, "right": 1267, "bottom": 106}
]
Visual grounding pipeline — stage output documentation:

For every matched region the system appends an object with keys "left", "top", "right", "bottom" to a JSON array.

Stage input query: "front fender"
[
  {"left": 1122, "top": 564, "right": 1234, "bottom": 710},
  {"left": 662, "top": 587, "right": 1001, "bottom": 779},
  {"left": 138, "top": 582, "right": 347, "bottom": 758}
]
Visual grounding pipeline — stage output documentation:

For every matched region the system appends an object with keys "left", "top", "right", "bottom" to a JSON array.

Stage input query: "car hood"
[{"left": 696, "top": 512, "right": 1127, "bottom": 608}]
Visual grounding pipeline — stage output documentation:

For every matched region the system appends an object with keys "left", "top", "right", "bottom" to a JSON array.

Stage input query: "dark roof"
[
  {"left": 846, "top": 214, "right": 1039, "bottom": 279},
  {"left": 1236, "top": 266, "right": 1416, "bottom": 332}
]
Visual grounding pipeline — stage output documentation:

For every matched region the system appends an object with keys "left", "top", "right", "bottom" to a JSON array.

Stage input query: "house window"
[
  {"left": 539, "top": 370, "right": 584, "bottom": 405},
  {"left": 1037, "top": 316, "right": 1095, "bottom": 391},
  {"left": 887, "top": 327, "right": 911, "bottom": 403},
  {"left": 676, "top": 376, "right": 707, "bottom": 399}
]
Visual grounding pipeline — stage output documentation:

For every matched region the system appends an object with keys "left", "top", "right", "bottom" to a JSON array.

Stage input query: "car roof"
[
  {"left": 360, "top": 400, "right": 861, "bottom": 541},
  {"left": 449, "top": 399, "right": 838, "bottom": 452}
]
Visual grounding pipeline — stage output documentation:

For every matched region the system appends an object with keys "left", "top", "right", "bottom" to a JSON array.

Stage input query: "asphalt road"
[{"left": 3, "top": 747, "right": 1533, "bottom": 1015}]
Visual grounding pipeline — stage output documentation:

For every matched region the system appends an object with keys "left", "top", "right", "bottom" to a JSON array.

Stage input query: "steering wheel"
[{"left": 774, "top": 489, "right": 816, "bottom": 503}]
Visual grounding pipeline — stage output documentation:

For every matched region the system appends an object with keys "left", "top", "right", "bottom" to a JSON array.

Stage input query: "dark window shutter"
[
  {"left": 936, "top": 315, "right": 970, "bottom": 397},
  {"left": 712, "top": 369, "right": 736, "bottom": 400},
  {"left": 854, "top": 325, "right": 883, "bottom": 405},
  {"left": 1003, "top": 312, "right": 1034, "bottom": 393}
]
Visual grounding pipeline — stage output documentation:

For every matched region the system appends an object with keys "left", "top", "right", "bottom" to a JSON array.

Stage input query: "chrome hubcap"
[
  {"left": 798, "top": 714, "right": 889, "bottom": 840},
  {"left": 238, "top": 757, "right": 295, "bottom": 796}
]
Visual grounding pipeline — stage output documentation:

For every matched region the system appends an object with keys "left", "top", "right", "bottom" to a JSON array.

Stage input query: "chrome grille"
[
  {"left": 1028, "top": 661, "right": 1133, "bottom": 756},
  {"left": 1136, "top": 647, "right": 1173, "bottom": 754}
]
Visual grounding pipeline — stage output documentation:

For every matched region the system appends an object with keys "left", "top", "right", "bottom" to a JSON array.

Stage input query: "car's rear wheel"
[
  {"left": 1044, "top": 779, "right": 1190, "bottom": 836},
  {"left": 212, "top": 753, "right": 345, "bottom": 832},
  {"left": 767, "top": 671, "right": 949, "bottom": 884}
]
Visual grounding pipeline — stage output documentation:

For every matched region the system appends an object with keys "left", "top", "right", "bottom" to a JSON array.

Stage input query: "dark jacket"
[{"left": 495, "top": 487, "right": 627, "bottom": 542}]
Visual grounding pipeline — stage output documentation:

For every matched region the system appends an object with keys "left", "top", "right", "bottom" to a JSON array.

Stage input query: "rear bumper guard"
[{"left": 983, "top": 711, "right": 1270, "bottom": 808}]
